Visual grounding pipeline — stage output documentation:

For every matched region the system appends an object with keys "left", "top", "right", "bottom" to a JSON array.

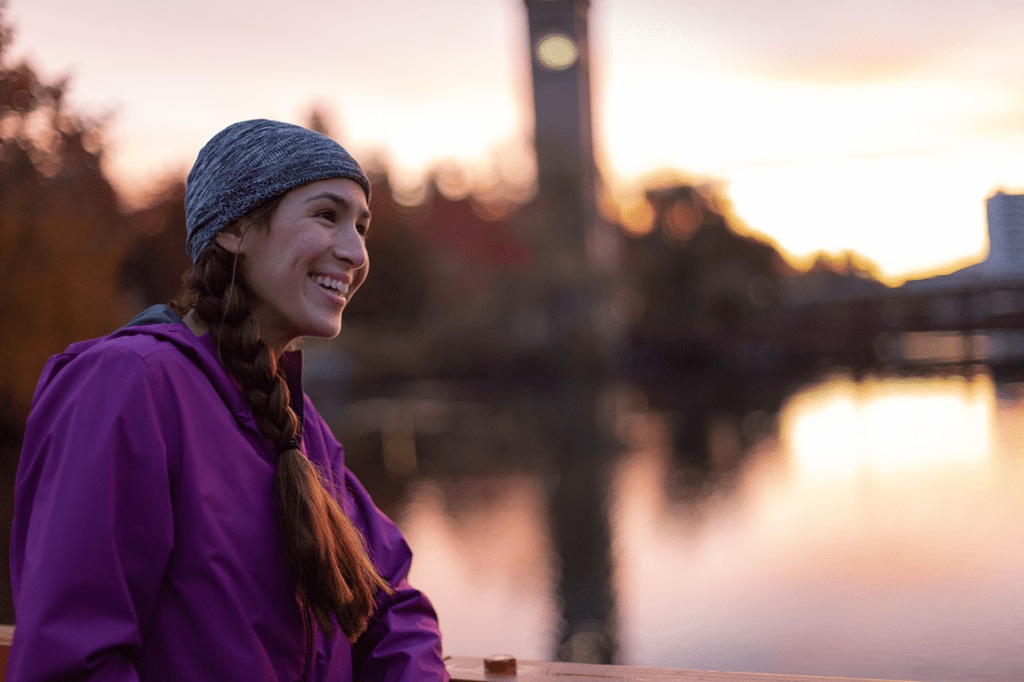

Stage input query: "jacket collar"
[{"left": 113, "top": 304, "right": 305, "bottom": 440}]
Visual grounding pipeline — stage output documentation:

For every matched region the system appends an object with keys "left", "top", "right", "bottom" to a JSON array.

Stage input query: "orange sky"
[{"left": 13, "top": 0, "right": 1024, "bottom": 282}]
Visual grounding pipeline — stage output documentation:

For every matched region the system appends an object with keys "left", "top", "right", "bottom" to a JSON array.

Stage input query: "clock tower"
[{"left": 524, "top": 0, "right": 599, "bottom": 257}]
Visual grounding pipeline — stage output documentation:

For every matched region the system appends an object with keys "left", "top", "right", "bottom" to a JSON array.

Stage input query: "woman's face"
[{"left": 217, "top": 177, "right": 370, "bottom": 353}]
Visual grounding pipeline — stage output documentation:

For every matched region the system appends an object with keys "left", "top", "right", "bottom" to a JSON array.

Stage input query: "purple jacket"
[{"left": 8, "top": 307, "right": 448, "bottom": 681}]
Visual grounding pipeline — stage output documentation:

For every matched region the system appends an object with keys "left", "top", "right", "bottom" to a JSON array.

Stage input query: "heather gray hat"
[{"left": 184, "top": 119, "right": 371, "bottom": 263}]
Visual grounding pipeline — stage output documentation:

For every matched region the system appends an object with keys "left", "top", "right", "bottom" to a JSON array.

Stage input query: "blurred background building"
[{"left": 984, "top": 191, "right": 1024, "bottom": 278}]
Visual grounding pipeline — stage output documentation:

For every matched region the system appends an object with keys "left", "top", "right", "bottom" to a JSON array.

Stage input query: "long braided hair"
[{"left": 172, "top": 202, "right": 391, "bottom": 642}]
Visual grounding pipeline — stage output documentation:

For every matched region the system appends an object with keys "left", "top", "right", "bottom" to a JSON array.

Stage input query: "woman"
[{"left": 9, "top": 119, "right": 448, "bottom": 680}]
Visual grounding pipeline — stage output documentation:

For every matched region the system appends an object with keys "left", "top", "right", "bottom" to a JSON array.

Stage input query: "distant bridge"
[
  {"left": 627, "top": 280, "right": 1024, "bottom": 378},
  {"left": 775, "top": 280, "right": 1024, "bottom": 340},
  {"left": 774, "top": 279, "right": 1024, "bottom": 368}
]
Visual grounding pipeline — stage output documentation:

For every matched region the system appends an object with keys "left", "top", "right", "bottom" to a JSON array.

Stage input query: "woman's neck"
[{"left": 183, "top": 309, "right": 208, "bottom": 339}]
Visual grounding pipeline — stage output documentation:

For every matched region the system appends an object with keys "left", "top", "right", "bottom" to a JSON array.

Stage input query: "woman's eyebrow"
[{"left": 305, "top": 191, "right": 372, "bottom": 220}]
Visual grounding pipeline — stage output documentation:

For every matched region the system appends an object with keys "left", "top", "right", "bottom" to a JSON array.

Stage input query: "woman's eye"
[
  {"left": 315, "top": 208, "right": 337, "bottom": 221},
  {"left": 356, "top": 223, "right": 370, "bottom": 236}
]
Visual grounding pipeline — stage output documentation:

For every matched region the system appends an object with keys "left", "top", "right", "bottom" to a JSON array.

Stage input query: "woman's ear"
[{"left": 214, "top": 225, "right": 246, "bottom": 254}]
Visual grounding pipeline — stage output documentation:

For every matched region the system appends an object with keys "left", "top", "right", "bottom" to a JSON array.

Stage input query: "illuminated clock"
[{"left": 535, "top": 32, "right": 579, "bottom": 71}]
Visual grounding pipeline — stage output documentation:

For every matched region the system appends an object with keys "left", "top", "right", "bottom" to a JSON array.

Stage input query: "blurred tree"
[
  {"left": 343, "top": 169, "right": 430, "bottom": 329},
  {"left": 627, "top": 184, "right": 790, "bottom": 338},
  {"left": 780, "top": 248, "right": 887, "bottom": 304},
  {"left": 296, "top": 106, "right": 432, "bottom": 331},
  {"left": 304, "top": 103, "right": 336, "bottom": 138},
  {"left": 0, "top": 3, "right": 131, "bottom": 439},
  {"left": 122, "top": 177, "right": 190, "bottom": 306},
  {"left": 335, "top": 167, "right": 539, "bottom": 380}
]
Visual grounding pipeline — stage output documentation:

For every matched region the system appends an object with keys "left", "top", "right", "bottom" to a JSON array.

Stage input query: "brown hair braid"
[{"left": 172, "top": 214, "right": 391, "bottom": 642}]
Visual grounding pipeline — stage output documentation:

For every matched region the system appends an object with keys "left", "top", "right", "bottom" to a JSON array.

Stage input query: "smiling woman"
[{"left": 8, "top": 120, "right": 448, "bottom": 681}]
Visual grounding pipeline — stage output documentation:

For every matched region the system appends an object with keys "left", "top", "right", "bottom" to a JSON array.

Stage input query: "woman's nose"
[{"left": 333, "top": 224, "right": 367, "bottom": 268}]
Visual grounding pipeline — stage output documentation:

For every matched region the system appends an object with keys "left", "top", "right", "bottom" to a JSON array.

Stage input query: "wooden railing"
[
  {"left": 0, "top": 630, "right": 918, "bottom": 682},
  {"left": 446, "top": 656, "right": 918, "bottom": 681}
]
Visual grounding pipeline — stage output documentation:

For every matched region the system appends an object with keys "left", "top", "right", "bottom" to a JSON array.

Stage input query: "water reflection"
[
  {"left": 400, "top": 475, "right": 559, "bottom": 660},
  {"left": 610, "top": 370, "right": 1024, "bottom": 682},
  {"left": 342, "top": 371, "right": 1024, "bottom": 682},
  {"left": 785, "top": 374, "right": 991, "bottom": 478}
]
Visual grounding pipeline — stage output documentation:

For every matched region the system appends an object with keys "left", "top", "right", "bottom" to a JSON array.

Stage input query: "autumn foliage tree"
[{"left": 0, "top": 5, "right": 131, "bottom": 443}]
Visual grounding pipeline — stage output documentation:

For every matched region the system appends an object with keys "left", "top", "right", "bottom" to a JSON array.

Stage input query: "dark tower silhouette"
[{"left": 524, "top": 0, "right": 618, "bottom": 665}]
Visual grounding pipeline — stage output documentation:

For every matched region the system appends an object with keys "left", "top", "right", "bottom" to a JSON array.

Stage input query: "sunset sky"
[{"left": 11, "top": 0, "right": 1024, "bottom": 282}]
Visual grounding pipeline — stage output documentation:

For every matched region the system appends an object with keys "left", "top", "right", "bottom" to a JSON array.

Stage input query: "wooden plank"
[
  {"left": 0, "top": 624, "right": 11, "bottom": 679},
  {"left": 445, "top": 656, "right": 919, "bottom": 682}
]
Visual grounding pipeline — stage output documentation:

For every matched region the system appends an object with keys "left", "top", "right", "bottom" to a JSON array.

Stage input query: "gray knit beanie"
[{"left": 184, "top": 119, "right": 371, "bottom": 263}]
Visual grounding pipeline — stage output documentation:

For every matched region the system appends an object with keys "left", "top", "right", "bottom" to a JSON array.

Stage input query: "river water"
[{"left": 372, "top": 369, "right": 1024, "bottom": 682}]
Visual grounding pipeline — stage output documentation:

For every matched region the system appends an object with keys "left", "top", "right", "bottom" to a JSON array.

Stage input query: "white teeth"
[{"left": 311, "top": 275, "right": 348, "bottom": 296}]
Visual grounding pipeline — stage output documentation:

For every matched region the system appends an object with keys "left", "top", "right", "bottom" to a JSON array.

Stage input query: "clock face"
[{"left": 536, "top": 33, "right": 579, "bottom": 71}]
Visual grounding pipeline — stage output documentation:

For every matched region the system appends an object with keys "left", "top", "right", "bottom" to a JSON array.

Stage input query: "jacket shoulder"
[
  {"left": 70, "top": 326, "right": 199, "bottom": 375},
  {"left": 33, "top": 325, "right": 200, "bottom": 403}
]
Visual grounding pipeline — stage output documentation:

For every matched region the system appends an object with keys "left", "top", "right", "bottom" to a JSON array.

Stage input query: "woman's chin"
[{"left": 305, "top": 317, "right": 344, "bottom": 340}]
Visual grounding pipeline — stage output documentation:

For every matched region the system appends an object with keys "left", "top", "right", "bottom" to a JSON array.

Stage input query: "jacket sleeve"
[
  {"left": 343, "top": 469, "right": 450, "bottom": 681},
  {"left": 8, "top": 347, "right": 176, "bottom": 681}
]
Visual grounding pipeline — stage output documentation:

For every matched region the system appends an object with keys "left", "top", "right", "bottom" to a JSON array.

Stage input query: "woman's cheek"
[{"left": 296, "top": 227, "right": 333, "bottom": 258}]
